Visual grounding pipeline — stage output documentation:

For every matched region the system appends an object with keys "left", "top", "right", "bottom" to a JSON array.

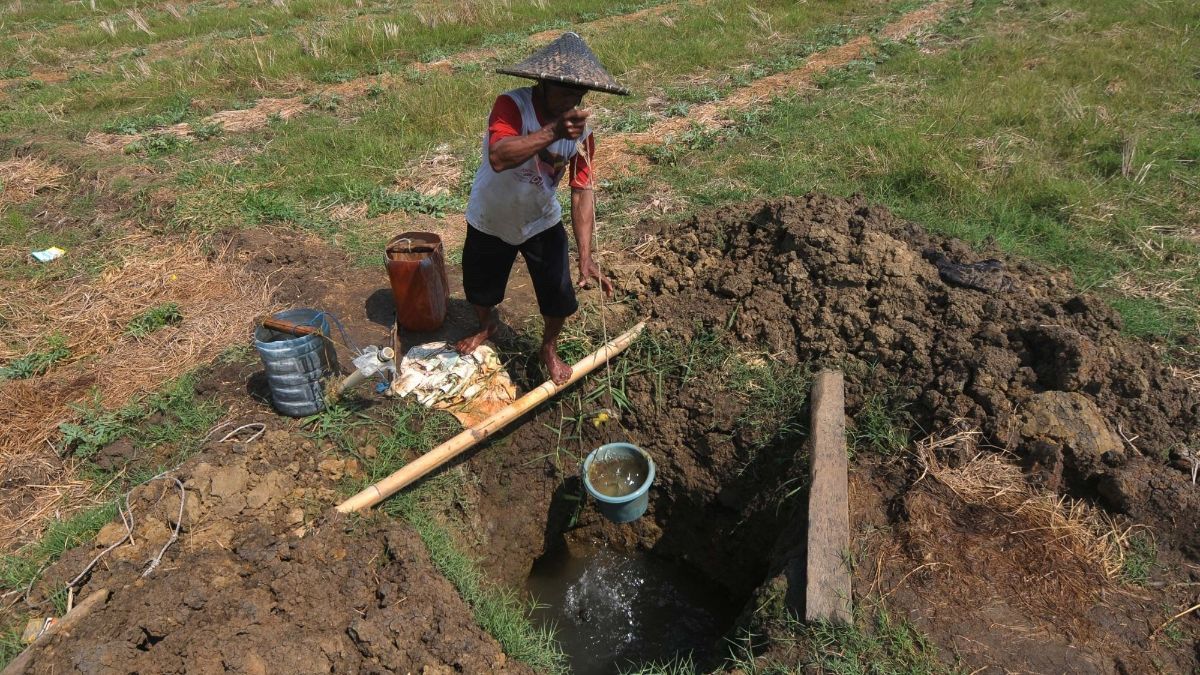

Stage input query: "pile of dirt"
[
  {"left": 23, "top": 427, "right": 523, "bottom": 674},
  {"left": 631, "top": 194, "right": 1200, "bottom": 556},
  {"left": 443, "top": 194, "right": 1198, "bottom": 672}
]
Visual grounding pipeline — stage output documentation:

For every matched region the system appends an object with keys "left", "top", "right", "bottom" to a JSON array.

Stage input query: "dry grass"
[
  {"left": 0, "top": 236, "right": 274, "bottom": 552},
  {"left": 208, "top": 96, "right": 309, "bottom": 132},
  {"left": 393, "top": 143, "right": 464, "bottom": 197},
  {"left": 84, "top": 97, "right": 311, "bottom": 150},
  {"left": 913, "top": 426, "right": 1135, "bottom": 581},
  {"left": 81, "top": 0, "right": 956, "bottom": 163},
  {"left": 411, "top": 0, "right": 516, "bottom": 28},
  {"left": 528, "top": 1, "right": 685, "bottom": 43},
  {"left": 0, "top": 157, "right": 68, "bottom": 210}
]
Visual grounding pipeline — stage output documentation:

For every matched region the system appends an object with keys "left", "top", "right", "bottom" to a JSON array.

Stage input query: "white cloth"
[
  {"left": 388, "top": 342, "right": 518, "bottom": 426},
  {"left": 465, "top": 87, "right": 590, "bottom": 245}
]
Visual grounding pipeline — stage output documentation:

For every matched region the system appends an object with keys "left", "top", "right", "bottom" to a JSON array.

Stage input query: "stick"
[
  {"left": 1, "top": 589, "right": 110, "bottom": 675},
  {"left": 1155, "top": 601, "right": 1200, "bottom": 635},
  {"left": 337, "top": 321, "right": 646, "bottom": 512},
  {"left": 261, "top": 317, "right": 322, "bottom": 337}
]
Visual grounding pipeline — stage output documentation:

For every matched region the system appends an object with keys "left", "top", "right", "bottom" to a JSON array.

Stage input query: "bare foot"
[
  {"left": 540, "top": 344, "right": 572, "bottom": 385},
  {"left": 455, "top": 323, "right": 496, "bottom": 355}
]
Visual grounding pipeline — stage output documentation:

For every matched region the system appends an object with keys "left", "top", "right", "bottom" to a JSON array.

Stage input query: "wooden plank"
[{"left": 805, "top": 369, "right": 851, "bottom": 624}]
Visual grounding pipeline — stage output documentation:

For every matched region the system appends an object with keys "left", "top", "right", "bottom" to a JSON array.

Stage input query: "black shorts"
[{"left": 462, "top": 222, "right": 578, "bottom": 318}]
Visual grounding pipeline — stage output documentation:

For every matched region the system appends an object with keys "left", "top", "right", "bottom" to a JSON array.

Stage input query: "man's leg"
[
  {"left": 519, "top": 223, "right": 578, "bottom": 385},
  {"left": 457, "top": 224, "right": 518, "bottom": 355},
  {"left": 540, "top": 315, "right": 570, "bottom": 385},
  {"left": 456, "top": 304, "right": 497, "bottom": 355}
]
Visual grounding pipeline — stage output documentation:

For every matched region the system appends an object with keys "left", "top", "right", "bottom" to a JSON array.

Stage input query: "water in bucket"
[
  {"left": 587, "top": 455, "right": 648, "bottom": 498},
  {"left": 582, "top": 443, "right": 655, "bottom": 524}
]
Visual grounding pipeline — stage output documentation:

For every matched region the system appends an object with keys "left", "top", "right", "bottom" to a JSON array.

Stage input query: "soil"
[
  {"left": 631, "top": 195, "right": 1199, "bottom": 552},
  {"left": 14, "top": 194, "right": 1200, "bottom": 673},
  {"left": 23, "top": 426, "right": 526, "bottom": 674},
  {"left": 218, "top": 222, "right": 543, "bottom": 367},
  {"left": 436, "top": 194, "right": 1200, "bottom": 672}
]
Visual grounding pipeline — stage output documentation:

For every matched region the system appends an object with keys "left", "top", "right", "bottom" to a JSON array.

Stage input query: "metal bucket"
[
  {"left": 254, "top": 308, "right": 335, "bottom": 417},
  {"left": 582, "top": 443, "right": 656, "bottom": 524}
]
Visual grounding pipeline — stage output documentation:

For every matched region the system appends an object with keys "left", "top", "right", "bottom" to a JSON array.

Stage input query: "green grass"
[
  {"left": 304, "top": 399, "right": 377, "bottom": 454},
  {"left": 546, "top": 318, "right": 811, "bottom": 456},
  {"left": 649, "top": 0, "right": 1200, "bottom": 339},
  {"left": 0, "top": 626, "right": 22, "bottom": 672},
  {"left": 849, "top": 374, "right": 914, "bottom": 458},
  {"left": 0, "top": 501, "right": 118, "bottom": 602},
  {"left": 0, "top": 334, "right": 70, "bottom": 381},
  {"left": 0, "top": 207, "right": 122, "bottom": 284},
  {"left": 1121, "top": 533, "right": 1158, "bottom": 585},
  {"left": 2, "top": 0, "right": 898, "bottom": 223},
  {"left": 726, "top": 355, "right": 812, "bottom": 449},
  {"left": 0, "top": 371, "right": 223, "bottom": 668},
  {"left": 125, "top": 302, "right": 183, "bottom": 337},
  {"left": 625, "top": 602, "right": 951, "bottom": 674},
  {"left": 386, "top": 495, "right": 567, "bottom": 673},
  {"left": 363, "top": 187, "right": 465, "bottom": 218},
  {"left": 605, "top": 108, "right": 656, "bottom": 133},
  {"left": 620, "top": 653, "right": 698, "bottom": 674},
  {"left": 58, "top": 372, "right": 222, "bottom": 463},
  {"left": 799, "top": 606, "right": 953, "bottom": 674},
  {"left": 0, "top": 500, "right": 122, "bottom": 670},
  {"left": 123, "top": 132, "right": 191, "bottom": 157},
  {"left": 101, "top": 93, "right": 192, "bottom": 135}
]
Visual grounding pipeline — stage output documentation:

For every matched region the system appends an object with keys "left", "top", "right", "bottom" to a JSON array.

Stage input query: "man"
[{"left": 456, "top": 32, "right": 628, "bottom": 385}]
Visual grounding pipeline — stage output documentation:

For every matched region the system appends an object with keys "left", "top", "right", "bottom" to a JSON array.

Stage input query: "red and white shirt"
[
  {"left": 466, "top": 87, "right": 595, "bottom": 245},
  {"left": 486, "top": 93, "right": 594, "bottom": 190}
]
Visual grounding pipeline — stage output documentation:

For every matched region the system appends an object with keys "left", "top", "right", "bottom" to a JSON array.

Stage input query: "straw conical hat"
[{"left": 496, "top": 32, "right": 629, "bottom": 96}]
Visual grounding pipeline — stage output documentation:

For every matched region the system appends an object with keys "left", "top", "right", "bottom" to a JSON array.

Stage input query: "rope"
[
  {"left": 59, "top": 417, "right": 257, "bottom": 599},
  {"left": 219, "top": 422, "right": 266, "bottom": 444},
  {"left": 142, "top": 477, "right": 185, "bottom": 577},
  {"left": 66, "top": 495, "right": 133, "bottom": 590},
  {"left": 266, "top": 310, "right": 363, "bottom": 361},
  {"left": 577, "top": 126, "right": 619, "bottom": 433},
  {"left": 320, "top": 310, "right": 362, "bottom": 356}
]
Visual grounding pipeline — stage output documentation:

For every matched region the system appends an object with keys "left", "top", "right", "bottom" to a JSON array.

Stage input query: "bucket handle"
[{"left": 387, "top": 237, "right": 413, "bottom": 254}]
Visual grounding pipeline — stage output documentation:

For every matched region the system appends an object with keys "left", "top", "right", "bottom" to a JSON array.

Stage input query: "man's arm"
[
  {"left": 571, "top": 187, "right": 613, "bottom": 295},
  {"left": 490, "top": 109, "right": 590, "bottom": 172}
]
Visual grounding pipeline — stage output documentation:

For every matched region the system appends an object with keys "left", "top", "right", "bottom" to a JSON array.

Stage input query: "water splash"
[{"left": 527, "top": 545, "right": 734, "bottom": 674}]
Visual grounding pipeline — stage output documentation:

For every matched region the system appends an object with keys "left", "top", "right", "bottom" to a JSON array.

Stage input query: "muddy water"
[
  {"left": 587, "top": 456, "right": 648, "bottom": 497},
  {"left": 526, "top": 544, "right": 736, "bottom": 673}
]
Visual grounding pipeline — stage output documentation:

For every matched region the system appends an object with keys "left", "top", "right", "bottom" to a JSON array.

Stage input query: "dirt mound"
[
  {"left": 23, "top": 428, "right": 523, "bottom": 674},
  {"left": 444, "top": 194, "right": 1198, "bottom": 671},
  {"left": 632, "top": 194, "right": 1200, "bottom": 556}
]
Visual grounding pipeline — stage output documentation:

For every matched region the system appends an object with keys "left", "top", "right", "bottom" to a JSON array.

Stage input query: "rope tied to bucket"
[{"left": 575, "top": 123, "right": 624, "bottom": 441}]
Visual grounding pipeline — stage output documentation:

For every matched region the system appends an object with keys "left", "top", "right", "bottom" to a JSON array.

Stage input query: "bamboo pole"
[
  {"left": 2, "top": 589, "right": 109, "bottom": 675},
  {"left": 337, "top": 320, "right": 646, "bottom": 512}
]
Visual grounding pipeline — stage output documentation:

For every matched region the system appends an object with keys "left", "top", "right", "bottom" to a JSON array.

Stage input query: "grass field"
[{"left": 2, "top": 0, "right": 1198, "bottom": 671}]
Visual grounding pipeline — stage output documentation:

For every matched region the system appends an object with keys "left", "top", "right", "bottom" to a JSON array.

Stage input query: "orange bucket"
[{"left": 385, "top": 232, "right": 449, "bottom": 332}]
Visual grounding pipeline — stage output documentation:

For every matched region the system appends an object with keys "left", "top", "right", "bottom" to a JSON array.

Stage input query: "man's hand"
[
  {"left": 552, "top": 109, "right": 591, "bottom": 140},
  {"left": 578, "top": 257, "right": 614, "bottom": 297}
]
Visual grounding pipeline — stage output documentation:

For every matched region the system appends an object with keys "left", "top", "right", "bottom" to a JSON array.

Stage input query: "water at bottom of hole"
[{"left": 526, "top": 543, "right": 737, "bottom": 674}]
